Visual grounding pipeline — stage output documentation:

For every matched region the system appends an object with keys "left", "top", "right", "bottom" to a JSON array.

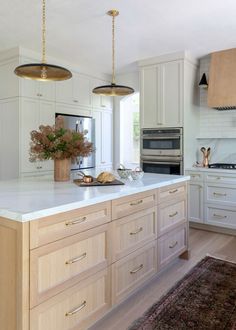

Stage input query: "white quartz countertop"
[{"left": 0, "top": 173, "right": 189, "bottom": 222}]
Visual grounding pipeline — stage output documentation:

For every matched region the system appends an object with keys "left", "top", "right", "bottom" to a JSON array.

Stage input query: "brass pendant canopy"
[
  {"left": 92, "top": 10, "right": 134, "bottom": 97},
  {"left": 14, "top": 0, "right": 72, "bottom": 81}
]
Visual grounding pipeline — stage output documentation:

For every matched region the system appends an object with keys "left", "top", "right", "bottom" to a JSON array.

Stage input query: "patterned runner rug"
[{"left": 128, "top": 256, "right": 236, "bottom": 330}]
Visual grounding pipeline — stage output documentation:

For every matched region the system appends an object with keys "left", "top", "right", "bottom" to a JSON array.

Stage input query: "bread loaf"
[{"left": 97, "top": 172, "right": 115, "bottom": 184}]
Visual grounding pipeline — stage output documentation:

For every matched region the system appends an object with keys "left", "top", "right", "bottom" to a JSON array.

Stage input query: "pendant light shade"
[
  {"left": 92, "top": 10, "right": 134, "bottom": 97},
  {"left": 14, "top": 0, "right": 72, "bottom": 81},
  {"left": 199, "top": 73, "right": 208, "bottom": 89}
]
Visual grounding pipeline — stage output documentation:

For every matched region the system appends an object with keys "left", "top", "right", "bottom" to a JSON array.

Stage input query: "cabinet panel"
[
  {"left": 73, "top": 73, "right": 91, "bottom": 107},
  {"left": 158, "top": 198, "right": 187, "bottom": 236},
  {"left": 93, "top": 110, "right": 102, "bottom": 166},
  {"left": 30, "top": 201, "right": 111, "bottom": 249},
  {"left": 205, "top": 204, "right": 236, "bottom": 229},
  {"left": 111, "top": 207, "right": 157, "bottom": 262},
  {"left": 141, "top": 66, "right": 159, "bottom": 128},
  {"left": 157, "top": 224, "right": 187, "bottom": 269},
  {"left": 20, "top": 98, "right": 40, "bottom": 173},
  {"left": 101, "top": 111, "right": 113, "bottom": 165},
  {"left": 30, "top": 224, "right": 111, "bottom": 307},
  {"left": 112, "top": 189, "right": 157, "bottom": 220},
  {"left": 161, "top": 61, "right": 183, "bottom": 127},
  {"left": 188, "top": 182, "right": 203, "bottom": 223},
  {"left": 206, "top": 184, "right": 236, "bottom": 206},
  {"left": 55, "top": 79, "right": 73, "bottom": 104},
  {"left": 30, "top": 268, "right": 110, "bottom": 330},
  {"left": 112, "top": 241, "right": 157, "bottom": 304}
]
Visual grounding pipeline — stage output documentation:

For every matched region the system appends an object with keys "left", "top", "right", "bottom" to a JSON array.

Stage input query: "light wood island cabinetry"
[{"left": 0, "top": 181, "right": 188, "bottom": 330}]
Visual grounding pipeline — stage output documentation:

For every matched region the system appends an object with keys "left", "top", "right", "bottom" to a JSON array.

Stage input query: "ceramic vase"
[{"left": 54, "top": 158, "right": 71, "bottom": 182}]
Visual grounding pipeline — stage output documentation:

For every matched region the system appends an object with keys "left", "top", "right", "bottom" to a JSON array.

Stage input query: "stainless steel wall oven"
[{"left": 141, "top": 128, "right": 183, "bottom": 175}]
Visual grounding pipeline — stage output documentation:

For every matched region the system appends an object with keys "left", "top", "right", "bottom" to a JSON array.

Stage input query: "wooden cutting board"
[{"left": 73, "top": 178, "right": 124, "bottom": 187}]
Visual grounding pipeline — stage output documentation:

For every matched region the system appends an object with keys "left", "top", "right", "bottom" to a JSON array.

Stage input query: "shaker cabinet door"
[
  {"left": 161, "top": 61, "right": 183, "bottom": 127},
  {"left": 188, "top": 182, "right": 204, "bottom": 223}
]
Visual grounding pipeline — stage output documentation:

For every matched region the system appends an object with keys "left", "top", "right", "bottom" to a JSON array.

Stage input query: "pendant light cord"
[
  {"left": 42, "top": 0, "right": 46, "bottom": 63},
  {"left": 112, "top": 14, "right": 115, "bottom": 84}
]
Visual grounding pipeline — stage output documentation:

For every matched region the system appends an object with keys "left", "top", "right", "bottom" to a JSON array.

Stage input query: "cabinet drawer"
[
  {"left": 30, "top": 201, "right": 111, "bottom": 249},
  {"left": 186, "top": 171, "right": 204, "bottom": 182},
  {"left": 30, "top": 224, "right": 111, "bottom": 307},
  {"left": 159, "top": 183, "right": 186, "bottom": 204},
  {"left": 111, "top": 207, "right": 157, "bottom": 262},
  {"left": 157, "top": 224, "right": 187, "bottom": 268},
  {"left": 112, "top": 190, "right": 157, "bottom": 220},
  {"left": 206, "top": 173, "right": 236, "bottom": 185},
  {"left": 112, "top": 241, "right": 157, "bottom": 304},
  {"left": 206, "top": 184, "right": 236, "bottom": 206},
  {"left": 157, "top": 198, "right": 187, "bottom": 236},
  {"left": 205, "top": 204, "right": 236, "bottom": 229},
  {"left": 30, "top": 268, "right": 111, "bottom": 330}
]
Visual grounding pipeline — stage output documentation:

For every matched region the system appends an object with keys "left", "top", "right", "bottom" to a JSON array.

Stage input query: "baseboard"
[{"left": 190, "top": 222, "right": 236, "bottom": 236}]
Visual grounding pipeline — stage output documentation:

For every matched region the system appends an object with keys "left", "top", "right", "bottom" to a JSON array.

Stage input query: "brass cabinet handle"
[
  {"left": 101, "top": 161, "right": 106, "bottom": 164},
  {"left": 130, "top": 264, "right": 143, "bottom": 274},
  {"left": 191, "top": 174, "right": 200, "bottom": 178},
  {"left": 169, "top": 241, "right": 178, "bottom": 249},
  {"left": 130, "top": 227, "right": 143, "bottom": 235},
  {"left": 130, "top": 200, "right": 143, "bottom": 206},
  {"left": 169, "top": 189, "right": 178, "bottom": 194},
  {"left": 101, "top": 105, "right": 106, "bottom": 108},
  {"left": 65, "top": 301, "right": 86, "bottom": 316},
  {"left": 213, "top": 213, "right": 227, "bottom": 219},
  {"left": 65, "top": 216, "right": 87, "bottom": 226},
  {"left": 157, "top": 123, "right": 163, "bottom": 125},
  {"left": 216, "top": 177, "right": 221, "bottom": 180},
  {"left": 65, "top": 252, "right": 87, "bottom": 265},
  {"left": 73, "top": 100, "right": 78, "bottom": 103},
  {"left": 169, "top": 211, "right": 178, "bottom": 218},
  {"left": 213, "top": 192, "right": 227, "bottom": 196},
  {"left": 36, "top": 166, "right": 42, "bottom": 169}
]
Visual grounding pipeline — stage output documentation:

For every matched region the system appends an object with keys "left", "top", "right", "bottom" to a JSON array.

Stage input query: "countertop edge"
[{"left": 0, "top": 176, "right": 190, "bottom": 222}]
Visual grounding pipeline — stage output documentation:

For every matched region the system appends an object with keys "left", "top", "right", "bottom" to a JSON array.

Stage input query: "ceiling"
[{"left": 1, "top": 0, "right": 236, "bottom": 74}]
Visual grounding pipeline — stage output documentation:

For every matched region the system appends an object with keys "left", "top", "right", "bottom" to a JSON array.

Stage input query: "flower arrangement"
[{"left": 29, "top": 116, "right": 93, "bottom": 162}]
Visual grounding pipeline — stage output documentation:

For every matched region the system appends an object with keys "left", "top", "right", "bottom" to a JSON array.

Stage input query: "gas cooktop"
[{"left": 209, "top": 163, "right": 236, "bottom": 169}]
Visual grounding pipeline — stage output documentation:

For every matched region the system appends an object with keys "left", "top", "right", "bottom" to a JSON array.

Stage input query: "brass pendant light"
[
  {"left": 14, "top": 0, "right": 72, "bottom": 81},
  {"left": 93, "top": 10, "right": 134, "bottom": 96}
]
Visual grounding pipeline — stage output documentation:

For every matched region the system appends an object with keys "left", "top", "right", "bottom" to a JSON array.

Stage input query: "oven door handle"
[
  {"left": 141, "top": 160, "right": 181, "bottom": 165},
  {"left": 142, "top": 136, "right": 180, "bottom": 140}
]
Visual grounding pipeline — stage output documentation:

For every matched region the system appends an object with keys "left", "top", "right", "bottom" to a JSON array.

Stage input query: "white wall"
[
  {"left": 113, "top": 71, "right": 140, "bottom": 168},
  {"left": 196, "top": 56, "right": 236, "bottom": 164}
]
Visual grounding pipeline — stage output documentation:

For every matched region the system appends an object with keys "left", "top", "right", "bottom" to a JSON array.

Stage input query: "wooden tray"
[{"left": 74, "top": 178, "right": 124, "bottom": 187}]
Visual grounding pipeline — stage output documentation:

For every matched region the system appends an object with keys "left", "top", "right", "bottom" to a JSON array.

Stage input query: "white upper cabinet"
[
  {"left": 93, "top": 109, "right": 113, "bottom": 167},
  {"left": 56, "top": 72, "right": 92, "bottom": 107},
  {"left": 73, "top": 73, "right": 91, "bottom": 107},
  {"left": 20, "top": 98, "right": 55, "bottom": 174},
  {"left": 161, "top": 61, "right": 183, "bottom": 127},
  {"left": 91, "top": 78, "right": 113, "bottom": 110},
  {"left": 140, "top": 60, "right": 183, "bottom": 128}
]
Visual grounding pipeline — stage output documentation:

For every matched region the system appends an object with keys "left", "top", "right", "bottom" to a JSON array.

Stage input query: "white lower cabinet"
[
  {"left": 188, "top": 182, "right": 203, "bottom": 223},
  {"left": 93, "top": 109, "right": 113, "bottom": 168},
  {"left": 186, "top": 169, "right": 236, "bottom": 230}
]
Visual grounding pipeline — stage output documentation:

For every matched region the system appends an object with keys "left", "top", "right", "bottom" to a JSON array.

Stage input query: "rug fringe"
[{"left": 206, "top": 253, "right": 236, "bottom": 265}]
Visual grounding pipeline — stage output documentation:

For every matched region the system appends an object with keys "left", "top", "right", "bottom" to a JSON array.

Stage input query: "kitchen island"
[{"left": 0, "top": 173, "right": 189, "bottom": 330}]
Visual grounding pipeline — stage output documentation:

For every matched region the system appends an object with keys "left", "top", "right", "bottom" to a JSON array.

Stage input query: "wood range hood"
[{"left": 208, "top": 48, "right": 236, "bottom": 110}]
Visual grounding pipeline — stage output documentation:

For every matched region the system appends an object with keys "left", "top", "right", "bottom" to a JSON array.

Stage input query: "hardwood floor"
[{"left": 89, "top": 228, "right": 236, "bottom": 330}]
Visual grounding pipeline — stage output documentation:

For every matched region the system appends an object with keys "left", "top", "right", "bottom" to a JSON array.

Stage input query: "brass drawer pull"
[
  {"left": 191, "top": 174, "right": 200, "bottom": 178},
  {"left": 169, "top": 241, "right": 178, "bottom": 249},
  {"left": 169, "top": 189, "right": 178, "bottom": 194},
  {"left": 130, "top": 264, "right": 143, "bottom": 274},
  {"left": 130, "top": 200, "right": 143, "bottom": 206},
  {"left": 65, "top": 216, "right": 87, "bottom": 226},
  {"left": 213, "top": 213, "right": 227, "bottom": 219},
  {"left": 130, "top": 227, "right": 143, "bottom": 235},
  {"left": 65, "top": 252, "right": 87, "bottom": 265},
  {"left": 169, "top": 211, "right": 178, "bottom": 218},
  {"left": 65, "top": 301, "right": 86, "bottom": 316},
  {"left": 213, "top": 192, "right": 227, "bottom": 197}
]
